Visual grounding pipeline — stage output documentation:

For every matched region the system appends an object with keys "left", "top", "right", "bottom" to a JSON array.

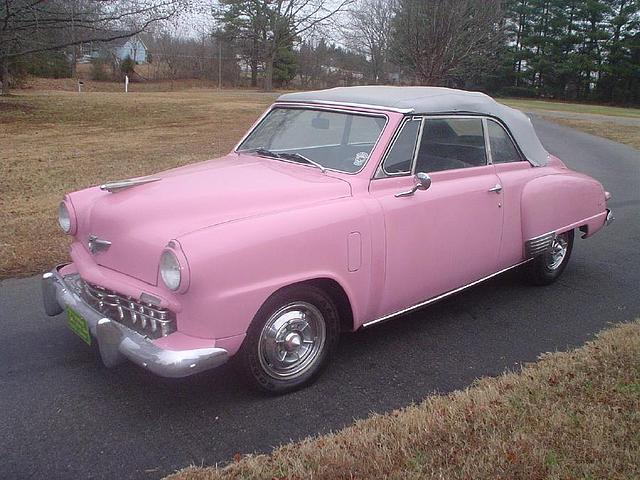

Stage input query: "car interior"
[{"left": 414, "top": 119, "right": 487, "bottom": 173}]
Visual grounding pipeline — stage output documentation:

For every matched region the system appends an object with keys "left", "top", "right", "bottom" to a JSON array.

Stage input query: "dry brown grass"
[
  {"left": 501, "top": 99, "right": 640, "bottom": 150},
  {"left": 1, "top": 86, "right": 638, "bottom": 279},
  {"left": 167, "top": 321, "right": 640, "bottom": 480},
  {"left": 502, "top": 98, "right": 640, "bottom": 118},
  {"left": 539, "top": 117, "right": 640, "bottom": 150},
  {"left": 20, "top": 76, "right": 240, "bottom": 92},
  {"left": 0, "top": 89, "right": 277, "bottom": 278}
]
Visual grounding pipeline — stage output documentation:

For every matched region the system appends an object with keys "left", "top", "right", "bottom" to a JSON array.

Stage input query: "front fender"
[{"left": 174, "top": 197, "right": 375, "bottom": 349}]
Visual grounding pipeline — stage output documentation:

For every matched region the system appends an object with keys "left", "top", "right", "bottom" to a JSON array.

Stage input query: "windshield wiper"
[
  {"left": 247, "top": 148, "right": 282, "bottom": 159},
  {"left": 278, "top": 152, "right": 327, "bottom": 173},
  {"left": 244, "top": 148, "right": 326, "bottom": 173}
]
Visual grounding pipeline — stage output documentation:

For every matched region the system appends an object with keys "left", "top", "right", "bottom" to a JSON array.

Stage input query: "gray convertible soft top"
[{"left": 277, "top": 86, "right": 549, "bottom": 167}]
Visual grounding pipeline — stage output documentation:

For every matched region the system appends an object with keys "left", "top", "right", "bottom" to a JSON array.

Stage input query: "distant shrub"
[
  {"left": 90, "top": 59, "right": 110, "bottom": 81},
  {"left": 24, "top": 52, "right": 72, "bottom": 78},
  {"left": 120, "top": 56, "right": 135, "bottom": 77},
  {"left": 498, "top": 86, "right": 538, "bottom": 98}
]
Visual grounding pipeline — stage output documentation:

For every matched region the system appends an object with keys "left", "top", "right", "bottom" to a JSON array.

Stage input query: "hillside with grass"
[{"left": 168, "top": 321, "right": 640, "bottom": 480}]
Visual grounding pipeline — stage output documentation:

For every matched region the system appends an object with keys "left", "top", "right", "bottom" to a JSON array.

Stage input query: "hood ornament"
[
  {"left": 100, "top": 176, "right": 161, "bottom": 193},
  {"left": 88, "top": 234, "right": 112, "bottom": 254}
]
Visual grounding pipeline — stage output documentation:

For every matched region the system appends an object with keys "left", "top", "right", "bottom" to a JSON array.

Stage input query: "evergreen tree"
[{"left": 497, "top": 0, "right": 639, "bottom": 103}]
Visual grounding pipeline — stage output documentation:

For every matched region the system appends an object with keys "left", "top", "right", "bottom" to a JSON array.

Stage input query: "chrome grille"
[
  {"left": 525, "top": 231, "right": 555, "bottom": 258},
  {"left": 78, "top": 279, "right": 176, "bottom": 339}
]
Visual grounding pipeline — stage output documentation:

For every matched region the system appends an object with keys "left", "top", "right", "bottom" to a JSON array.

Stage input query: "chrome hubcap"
[
  {"left": 258, "top": 302, "right": 326, "bottom": 379},
  {"left": 545, "top": 233, "right": 569, "bottom": 270},
  {"left": 284, "top": 332, "right": 302, "bottom": 351}
]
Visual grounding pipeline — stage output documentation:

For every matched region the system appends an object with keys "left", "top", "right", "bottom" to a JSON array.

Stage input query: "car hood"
[{"left": 71, "top": 153, "right": 352, "bottom": 285}]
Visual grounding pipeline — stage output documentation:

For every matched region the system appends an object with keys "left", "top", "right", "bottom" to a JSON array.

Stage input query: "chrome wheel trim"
[
  {"left": 545, "top": 233, "right": 569, "bottom": 270},
  {"left": 258, "top": 301, "right": 326, "bottom": 380}
]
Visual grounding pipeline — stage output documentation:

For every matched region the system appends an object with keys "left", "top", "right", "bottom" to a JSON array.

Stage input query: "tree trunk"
[
  {"left": 1, "top": 57, "right": 10, "bottom": 95},
  {"left": 263, "top": 54, "right": 274, "bottom": 92},
  {"left": 250, "top": 59, "right": 258, "bottom": 87}
]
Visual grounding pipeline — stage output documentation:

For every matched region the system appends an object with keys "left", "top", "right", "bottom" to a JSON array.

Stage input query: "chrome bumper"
[
  {"left": 606, "top": 209, "right": 614, "bottom": 226},
  {"left": 42, "top": 266, "right": 228, "bottom": 378}
]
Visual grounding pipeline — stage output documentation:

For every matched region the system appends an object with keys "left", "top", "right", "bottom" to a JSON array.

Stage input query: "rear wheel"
[
  {"left": 240, "top": 285, "right": 340, "bottom": 394},
  {"left": 526, "top": 230, "right": 574, "bottom": 285}
]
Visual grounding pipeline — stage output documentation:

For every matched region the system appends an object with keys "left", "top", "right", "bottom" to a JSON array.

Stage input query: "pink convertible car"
[{"left": 43, "top": 86, "right": 613, "bottom": 393}]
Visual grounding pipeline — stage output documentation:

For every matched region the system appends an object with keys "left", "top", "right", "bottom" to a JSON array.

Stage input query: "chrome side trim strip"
[
  {"left": 525, "top": 231, "right": 555, "bottom": 258},
  {"left": 361, "top": 259, "right": 532, "bottom": 329}
]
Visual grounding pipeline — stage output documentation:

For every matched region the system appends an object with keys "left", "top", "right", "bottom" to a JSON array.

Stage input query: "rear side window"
[
  {"left": 415, "top": 118, "right": 487, "bottom": 173},
  {"left": 381, "top": 118, "right": 421, "bottom": 174},
  {"left": 487, "top": 119, "right": 523, "bottom": 163}
]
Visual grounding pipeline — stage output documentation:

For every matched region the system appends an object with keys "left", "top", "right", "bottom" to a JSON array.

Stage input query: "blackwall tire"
[
  {"left": 239, "top": 284, "right": 340, "bottom": 394},
  {"left": 526, "top": 230, "right": 574, "bottom": 286}
]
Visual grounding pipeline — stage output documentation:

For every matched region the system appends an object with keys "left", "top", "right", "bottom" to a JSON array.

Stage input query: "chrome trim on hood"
[{"left": 100, "top": 177, "right": 161, "bottom": 193}]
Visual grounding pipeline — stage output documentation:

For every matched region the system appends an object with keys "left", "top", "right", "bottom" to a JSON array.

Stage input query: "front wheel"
[
  {"left": 526, "top": 230, "right": 574, "bottom": 286},
  {"left": 239, "top": 285, "right": 340, "bottom": 394}
]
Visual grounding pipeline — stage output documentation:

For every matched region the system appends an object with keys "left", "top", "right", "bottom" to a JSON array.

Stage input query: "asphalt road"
[{"left": 1, "top": 118, "right": 639, "bottom": 480}]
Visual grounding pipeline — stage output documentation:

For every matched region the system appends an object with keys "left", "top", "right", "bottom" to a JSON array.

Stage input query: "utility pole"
[
  {"left": 218, "top": 37, "right": 222, "bottom": 90},
  {"left": 215, "top": 3, "right": 223, "bottom": 91}
]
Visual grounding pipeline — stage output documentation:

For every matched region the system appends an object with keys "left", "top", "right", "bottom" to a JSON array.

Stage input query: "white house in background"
[
  {"left": 112, "top": 37, "right": 148, "bottom": 64},
  {"left": 78, "top": 35, "right": 148, "bottom": 64}
]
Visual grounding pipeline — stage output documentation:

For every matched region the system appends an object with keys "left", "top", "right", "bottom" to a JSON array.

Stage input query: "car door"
[
  {"left": 369, "top": 116, "right": 504, "bottom": 319},
  {"left": 485, "top": 118, "right": 538, "bottom": 270}
]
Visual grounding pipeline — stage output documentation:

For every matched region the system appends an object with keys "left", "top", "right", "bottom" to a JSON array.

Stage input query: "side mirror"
[
  {"left": 395, "top": 172, "right": 432, "bottom": 198},
  {"left": 415, "top": 172, "right": 431, "bottom": 191}
]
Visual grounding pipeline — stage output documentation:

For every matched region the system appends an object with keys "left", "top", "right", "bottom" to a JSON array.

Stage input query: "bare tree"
[
  {"left": 219, "top": 0, "right": 353, "bottom": 91},
  {"left": 342, "top": 0, "right": 395, "bottom": 83},
  {"left": 0, "top": 0, "right": 186, "bottom": 94},
  {"left": 392, "top": 0, "right": 504, "bottom": 86},
  {"left": 264, "top": 0, "right": 355, "bottom": 91},
  {"left": 217, "top": 1, "right": 270, "bottom": 87}
]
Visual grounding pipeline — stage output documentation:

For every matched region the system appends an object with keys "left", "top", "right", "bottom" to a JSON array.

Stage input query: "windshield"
[{"left": 237, "top": 107, "right": 387, "bottom": 173}]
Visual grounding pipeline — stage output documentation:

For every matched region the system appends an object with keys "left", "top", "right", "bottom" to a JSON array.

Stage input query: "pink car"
[{"left": 43, "top": 86, "right": 613, "bottom": 393}]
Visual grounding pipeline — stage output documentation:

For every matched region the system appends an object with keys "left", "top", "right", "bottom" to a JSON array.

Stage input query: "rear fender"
[{"left": 521, "top": 173, "right": 606, "bottom": 253}]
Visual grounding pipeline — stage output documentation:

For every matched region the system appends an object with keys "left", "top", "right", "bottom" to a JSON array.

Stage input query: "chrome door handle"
[{"left": 488, "top": 184, "right": 502, "bottom": 193}]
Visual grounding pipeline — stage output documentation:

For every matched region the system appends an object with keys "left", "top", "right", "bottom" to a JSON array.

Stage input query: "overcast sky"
[{"left": 168, "top": 0, "right": 349, "bottom": 48}]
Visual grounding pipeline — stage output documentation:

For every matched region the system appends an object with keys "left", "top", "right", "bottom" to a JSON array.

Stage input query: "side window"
[
  {"left": 487, "top": 119, "right": 523, "bottom": 164},
  {"left": 381, "top": 118, "right": 421, "bottom": 175},
  {"left": 415, "top": 118, "right": 487, "bottom": 173}
]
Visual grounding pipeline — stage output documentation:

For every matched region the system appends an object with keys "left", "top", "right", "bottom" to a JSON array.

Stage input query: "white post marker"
[
  {"left": 78, "top": 80, "right": 84, "bottom": 93},
  {"left": 125, "top": 75, "right": 129, "bottom": 93}
]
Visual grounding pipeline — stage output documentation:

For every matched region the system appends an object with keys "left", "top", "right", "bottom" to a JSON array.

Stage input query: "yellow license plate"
[{"left": 66, "top": 307, "right": 92, "bottom": 345}]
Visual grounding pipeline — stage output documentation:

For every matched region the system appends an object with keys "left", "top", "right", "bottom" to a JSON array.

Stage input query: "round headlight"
[
  {"left": 160, "top": 249, "right": 181, "bottom": 291},
  {"left": 58, "top": 202, "right": 71, "bottom": 234}
]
